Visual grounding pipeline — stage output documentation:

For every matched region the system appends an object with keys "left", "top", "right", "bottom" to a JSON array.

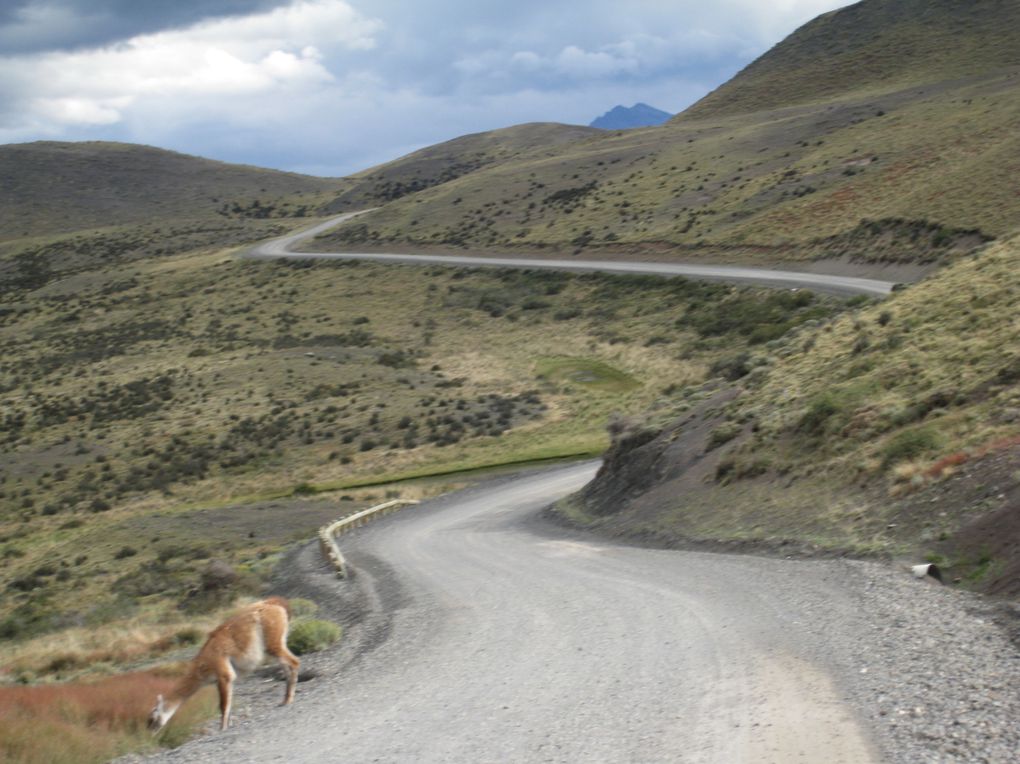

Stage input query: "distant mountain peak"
[{"left": 590, "top": 103, "right": 672, "bottom": 130}]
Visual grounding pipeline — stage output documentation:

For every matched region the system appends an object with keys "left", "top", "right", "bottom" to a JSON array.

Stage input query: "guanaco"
[{"left": 148, "top": 597, "right": 300, "bottom": 732}]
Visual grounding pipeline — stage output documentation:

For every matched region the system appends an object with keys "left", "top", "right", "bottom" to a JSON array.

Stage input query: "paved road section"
[
  {"left": 164, "top": 463, "right": 877, "bottom": 763},
  {"left": 245, "top": 213, "right": 897, "bottom": 297}
]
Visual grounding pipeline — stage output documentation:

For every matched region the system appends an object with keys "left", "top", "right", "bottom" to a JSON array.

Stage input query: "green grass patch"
[{"left": 534, "top": 357, "right": 640, "bottom": 393}]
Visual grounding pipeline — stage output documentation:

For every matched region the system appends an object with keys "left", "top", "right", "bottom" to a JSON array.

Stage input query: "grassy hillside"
[
  {"left": 325, "top": 122, "right": 602, "bottom": 209},
  {"left": 308, "top": 2, "right": 1020, "bottom": 264},
  {"left": 683, "top": 0, "right": 1020, "bottom": 120},
  {"left": 568, "top": 234, "right": 1020, "bottom": 592},
  {"left": 0, "top": 142, "right": 345, "bottom": 241},
  {"left": 1, "top": 232, "right": 855, "bottom": 662}
]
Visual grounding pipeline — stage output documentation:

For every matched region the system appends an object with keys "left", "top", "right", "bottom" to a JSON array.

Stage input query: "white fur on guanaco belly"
[{"left": 230, "top": 625, "right": 266, "bottom": 674}]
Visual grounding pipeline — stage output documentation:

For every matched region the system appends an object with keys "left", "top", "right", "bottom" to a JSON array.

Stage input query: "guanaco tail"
[{"left": 148, "top": 597, "right": 300, "bottom": 732}]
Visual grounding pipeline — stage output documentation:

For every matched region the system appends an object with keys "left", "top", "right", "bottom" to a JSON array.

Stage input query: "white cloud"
[
  {"left": 0, "top": 0, "right": 379, "bottom": 128},
  {"left": 556, "top": 45, "right": 633, "bottom": 78},
  {"left": 0, "top": 0, "right": 854, "bottom": 175},
  {"left": 31, "top": 95, "right": 128, "bottom": 125}
]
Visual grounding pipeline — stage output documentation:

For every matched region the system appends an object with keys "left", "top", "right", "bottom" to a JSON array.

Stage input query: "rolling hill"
[
  {"left": 309, "top": 0, "right": 1020, "bottom": 267},
  {"left": 682, "top": 0, "right": 1020, "bottom": 120},
  {"left": 0, "top": 141, "right": 345, "bottom": 241},
  {"left": 568, "top": 231, "right": 1020, "bottom": 592},
  {"left": 302, "top": 0, "right": 1020, "bottom": 590},
  {"left": 324, "top": 122, "right": 602, "bottom": 210}
]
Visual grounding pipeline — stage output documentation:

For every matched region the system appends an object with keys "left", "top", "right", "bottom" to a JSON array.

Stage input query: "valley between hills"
[{"left": 0, "top": 0, "right": 1018, "bottom": 760}]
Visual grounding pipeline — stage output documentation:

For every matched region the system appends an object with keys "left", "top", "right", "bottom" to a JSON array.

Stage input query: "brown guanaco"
[{"left": 147, "top": 597, "right": 300, "bottom": 732}]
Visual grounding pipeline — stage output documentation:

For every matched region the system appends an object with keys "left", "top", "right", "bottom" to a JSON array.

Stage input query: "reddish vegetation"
[
  {"left": 978, "top": 434, "right": 1020, "bottom": 455},
  {"left": 926, "top": 451, "right": 970, "bottom": 479},
  {"left": 926, "top": 435, "right": 1020, "bottom": 480},
  {"left": 0, "top": 671, "right": 176, "bottom": 728},
  {"left": 0, "top": 670, "right": 211, "bottom": 764}
]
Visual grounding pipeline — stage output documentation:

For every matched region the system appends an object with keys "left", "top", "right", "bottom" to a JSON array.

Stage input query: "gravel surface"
[
  {"left": 245, "top": 213, "right": 897, "bottom": 297},
  {"left": 804, "top": 561, "right": 1020, "bottom": 763},
  {"left": 131, "top": 464, "right": 1019, "bottom": 763}
]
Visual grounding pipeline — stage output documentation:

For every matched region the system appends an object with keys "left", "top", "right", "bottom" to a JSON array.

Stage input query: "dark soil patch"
[
  {"left": 938, "top": 497, "right": 1020, "bottom": 597},
  {"left": 885, "top": 442, "right": 1020, "bottom": 595}
]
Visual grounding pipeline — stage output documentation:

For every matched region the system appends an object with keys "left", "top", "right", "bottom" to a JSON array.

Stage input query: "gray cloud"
[
  {"left": 0, "top": 0, "right": 280, "bottom": 52},
  {"left": 0, "top": 0, "right": 851, "bottom": 175}
]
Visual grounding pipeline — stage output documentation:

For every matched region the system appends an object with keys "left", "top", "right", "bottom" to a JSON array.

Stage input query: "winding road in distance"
[
  {"left": 165, "top": 462, "right": 879, "bottom": 763},
  {"left": 244, "top": 212, "right": 899, "bottom": 297}
]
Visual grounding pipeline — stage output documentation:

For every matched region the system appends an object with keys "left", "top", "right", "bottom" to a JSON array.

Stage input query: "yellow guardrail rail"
[{"left": 318, "top": 499, "right": 420, "bottom": 578}]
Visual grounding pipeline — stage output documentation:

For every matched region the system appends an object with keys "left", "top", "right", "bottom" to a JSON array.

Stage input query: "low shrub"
[
  {"left": 797, "top": 393, "right": 841, "bottom": 435},
  {"left": 706, "top": 422, "right": 742, "bottom": 451},
  {"left": 287, "top": 598, "right": 319, "bottom": 619},
  {"left": 287, "top": 619, "right": 342, "bottom": 655},
  {"left": 882, "top": 427, "right": 941, "bottom": 467},
  {"left": 709, "top": 351, "right": 752, "bottom": 381},
  {"left": 925, "top": 451, "right": 969, "bottom": 479}
]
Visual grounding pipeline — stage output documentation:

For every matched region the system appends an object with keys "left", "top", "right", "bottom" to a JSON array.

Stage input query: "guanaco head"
[{"left": 148, "top": 693, "right": 172, "bottom": 733}]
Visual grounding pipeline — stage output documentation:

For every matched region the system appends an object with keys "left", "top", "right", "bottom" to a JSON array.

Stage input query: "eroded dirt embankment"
[{"left": 572, "top": 388, "right": 1020, "bottom": 604}]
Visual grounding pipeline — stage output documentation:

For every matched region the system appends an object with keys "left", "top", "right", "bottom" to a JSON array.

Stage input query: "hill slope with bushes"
[
  {"left": 309, "top": 0, "right": 1020, "bottom": 266},
  {"left": 567, "top": 233, "right": 1020, "bottom": 593}
]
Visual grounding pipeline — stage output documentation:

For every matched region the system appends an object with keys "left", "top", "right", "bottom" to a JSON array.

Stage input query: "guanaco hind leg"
[
  {"left": 263, "top": 609, "right": 300, "bottom": 705},
  {"left": 217, "top": 660, "right": 236, "bottom": 730},
  {"left": 279, "top": 650, "right": 299, "bottom": 705}
]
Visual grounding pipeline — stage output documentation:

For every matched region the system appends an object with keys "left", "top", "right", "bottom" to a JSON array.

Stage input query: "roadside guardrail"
[{"left": 318, "top": 499, "right": 419, "bottom": 578}]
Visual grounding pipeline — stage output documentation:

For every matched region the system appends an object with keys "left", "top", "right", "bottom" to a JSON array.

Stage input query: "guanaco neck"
[{"left": 168, "top": 662, "right": 213, "bottom": 705}]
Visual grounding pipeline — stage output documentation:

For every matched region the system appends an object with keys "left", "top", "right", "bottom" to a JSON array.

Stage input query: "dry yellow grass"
[{"left": 5, "top": 239, "right": 841, "bottom": 651}]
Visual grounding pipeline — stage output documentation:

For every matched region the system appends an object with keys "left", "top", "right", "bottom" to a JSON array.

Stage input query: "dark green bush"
[
  {"left": 882, "top": 427, "right": 940, "bottom": 467},
  {"left": 797, "top": 393, "right": 841, "bottom": 435},
  {"left": 709, "top": 351, "right": 752, "bottom": 381},
  {"left": 287, "top": 619, "right": 342, "bottom": 655}
]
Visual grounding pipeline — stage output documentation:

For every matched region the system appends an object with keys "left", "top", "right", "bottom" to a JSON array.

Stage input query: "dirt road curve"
[
  {"left": 245, "top": 213, "right": 898, "bottom": 297},
  {"left": 160, "top": 462, "right": 879, "bottom": 763}
]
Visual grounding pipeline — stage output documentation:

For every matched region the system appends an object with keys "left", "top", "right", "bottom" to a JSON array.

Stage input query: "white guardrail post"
[{"left": 317, "top": 499, "right": 419, "bottom": 578}]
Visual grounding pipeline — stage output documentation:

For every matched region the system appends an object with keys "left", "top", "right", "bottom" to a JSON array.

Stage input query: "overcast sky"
[{"left": 0, "top": 0, "right": 852, "bottom": 176}]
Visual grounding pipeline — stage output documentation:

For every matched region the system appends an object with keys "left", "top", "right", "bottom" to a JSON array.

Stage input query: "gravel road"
[
  {"left": 244, "top": 213, "right": 897, "bottom": 297},
  {"left": 141, "top": 463, "right": 1019, "bottom": 763}
]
